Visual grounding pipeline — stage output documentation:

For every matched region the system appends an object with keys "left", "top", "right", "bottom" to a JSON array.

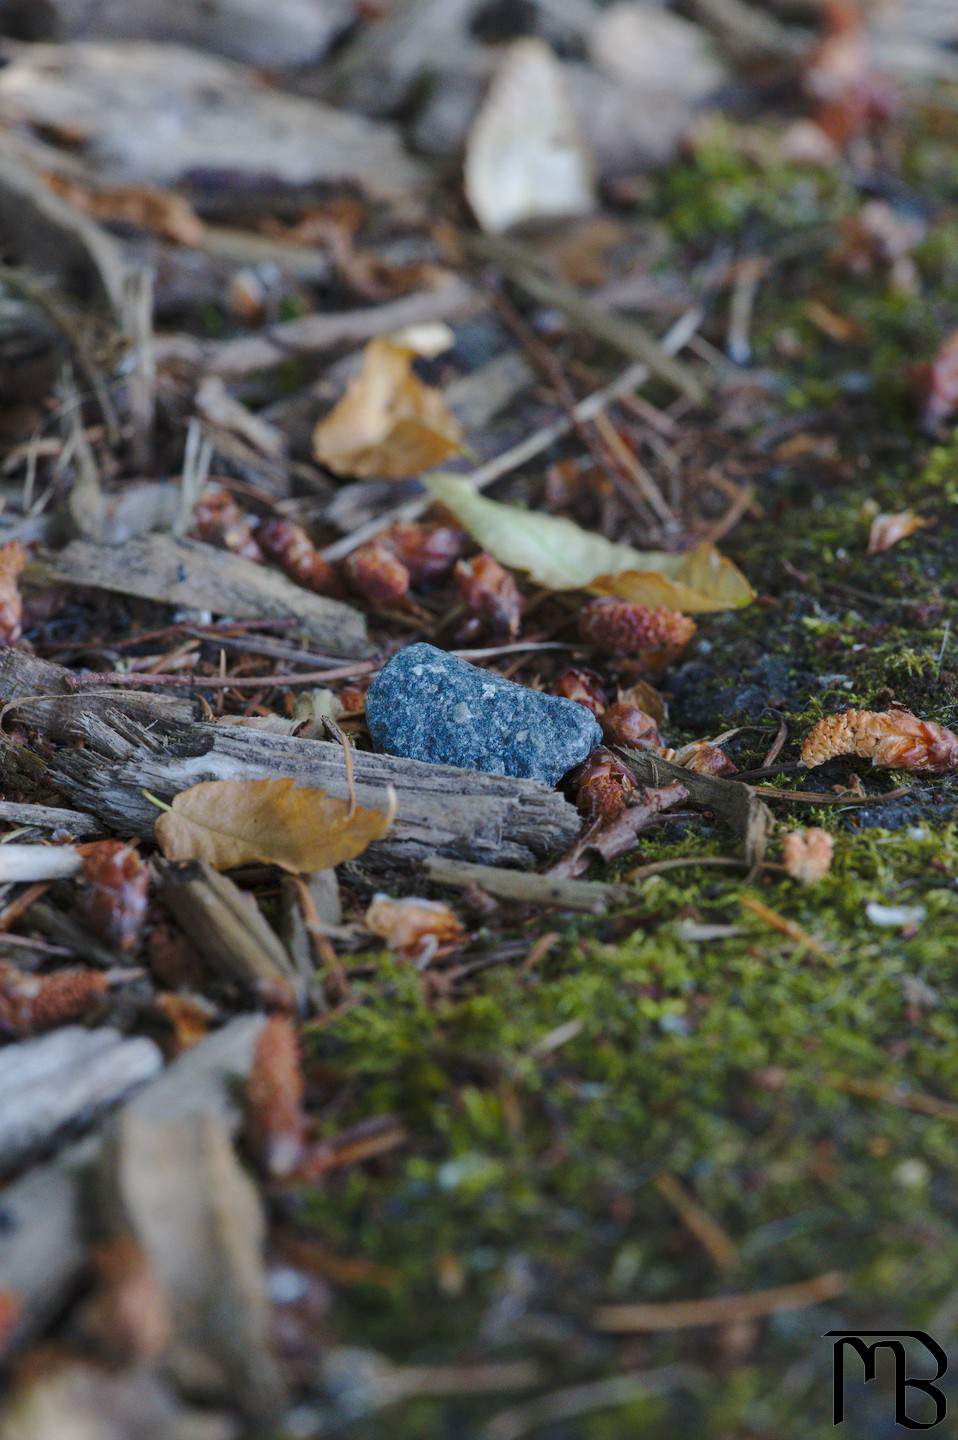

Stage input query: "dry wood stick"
[
  {"left": 594, "top": 1270, "right": 846, "bottom": 1332},
  {"left": 465, "top": 231, "right": 705, "bottom": 403}
]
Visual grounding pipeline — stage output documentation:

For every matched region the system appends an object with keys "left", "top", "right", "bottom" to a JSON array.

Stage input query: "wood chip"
[{"left": 26, "top": 534, "right": 371, "bottom": 657}]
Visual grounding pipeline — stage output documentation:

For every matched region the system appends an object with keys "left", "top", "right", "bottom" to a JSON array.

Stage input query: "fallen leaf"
[
  {"left": 364, "top": 894, "right": 466, "bottom": 962},
  {"left": 313, "top": 339, "right": 464, "bottom": 478},
  {"left": 464, "top": 37, "right": 594, "bottom": 234},
  {"left": 102, "top": 1105, "right": 286, "bottom": 1419},
  {"left": 783, "top": 827, "right": 834, "bottom": 883},
  {"left": 155, "top": 778, "right": 392, "bottom": 873},
  {"left": 425, "top": 474, "right": 753, "bottom": 612},
  {"left": 867, "top": 509, "right": 933, "bottom": 554}
]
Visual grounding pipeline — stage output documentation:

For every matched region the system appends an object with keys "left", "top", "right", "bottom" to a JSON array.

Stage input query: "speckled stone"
[{"left": 365, "top": 643, "right": 602, "bottom": 785}]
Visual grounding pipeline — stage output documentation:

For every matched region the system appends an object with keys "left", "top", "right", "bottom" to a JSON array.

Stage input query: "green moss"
[
  {"left": 291, "top": 93, "right": 958, "bottom": 1440},
  {"left": 301, "top": 822, "right": 958, "bottom": 1437}
]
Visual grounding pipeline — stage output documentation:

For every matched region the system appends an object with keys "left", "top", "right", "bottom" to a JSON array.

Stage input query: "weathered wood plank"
[
  {"left": 26, "top": 534, "right": 371, "bottom": 657},
  {"left": 0, "top": 650, "right": 580, "bottom": 868},
  {"left": 0, "top": 1016, "right": 265, "bottom": 1357}
]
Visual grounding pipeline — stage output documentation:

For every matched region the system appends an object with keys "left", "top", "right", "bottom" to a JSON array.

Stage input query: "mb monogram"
[{"left": 826, "top": 1331, "right": 948, "bottom": 1429}]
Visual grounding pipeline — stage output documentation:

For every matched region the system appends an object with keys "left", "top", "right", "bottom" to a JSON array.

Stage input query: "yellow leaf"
[
  {"left": 313, "top": 339, "right": 464, "bottom": 479},
  {"left": 424, "top": 474, "right": 753, "bottom": 613},
  {"left": 866, "top": 509, "right": 933, "bottom": 555},
  {"left": 155, "top": 778, "right": 392, "bottom": 873}
]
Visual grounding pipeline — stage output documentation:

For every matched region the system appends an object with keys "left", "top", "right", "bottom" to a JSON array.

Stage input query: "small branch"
[
  {"left": 594, "top": 1270, "right": 846, "bottom": 1333},
  {"left": 465, "top": 232, "right": 705, "bottom": 404},
  {"left": 0, "top": 844, "right": 81, "bottom": 884},
  {"left": 424, "top": 857, "right": 633, "bottom": 913}
]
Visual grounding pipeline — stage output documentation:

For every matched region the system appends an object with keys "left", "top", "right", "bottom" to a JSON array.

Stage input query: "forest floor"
[{"left": 1, "top": 7, "right": 958, "bottom": 1440}]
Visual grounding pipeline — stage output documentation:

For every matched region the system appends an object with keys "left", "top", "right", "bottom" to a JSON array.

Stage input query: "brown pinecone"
[
  {"left": 193, "top": 486, "right": 263, "bottom": 562},
  {"left": 580, "top": 598, "right": 696, "bottom": 660},
  {"left": 573, "top": 747, "right": 639, "bottom": 823},
  {"left": 76, "top": 840, "right": 150, "bottom": 953},
  {"left": 342, "top": 541, "right": 411, "bottom": 608},
  {"left": 256, "top": 517, "right": 343, "bottom": 596},
  {"left": 600, "top": 702, "right": 664, "bottom": 749},
  {"left": 455, "top": 554, "right": 523, "bottom": 640},
  {"left": 382, "top": 522, "right": 465, "bottom": 588},
  {"left": 552, "top": 667, "right": 607, "bottom": 717}
]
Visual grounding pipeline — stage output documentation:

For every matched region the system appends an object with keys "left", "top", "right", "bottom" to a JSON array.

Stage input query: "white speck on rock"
[
  {"left": 515, "top": 729, "right": 528, "bottom": 742},
  {"left": 451, "top": 702, "right": 472, "bottom": 723}
]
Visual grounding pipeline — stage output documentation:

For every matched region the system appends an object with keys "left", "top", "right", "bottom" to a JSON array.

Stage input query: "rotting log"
[{"left": 0, "top": 650, "right": 580, "bottom": 868}]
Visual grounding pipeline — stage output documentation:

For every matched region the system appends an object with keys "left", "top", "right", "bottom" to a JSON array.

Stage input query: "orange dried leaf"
[
  {"left": 783, "top": 828, "right": 834, "bottom": 884},
  {"left": 256, "top": 517, "right": 343, "bottom": 596},
  {"left": 552, "top": 667, "right": 607, "bottom": 717},
  {"left": 364, "top": 894, "right": 465, "bottom": 962},
  {"left": 802, "top": 709, "right": 958, "bottom": 773},
  {"left": 343, "top": 541, "right": 411, "bottom": 608},
  {"left": 666, "top": 740, "right": 737, "bottom": 777},
  {"left": 455, "top": 553, "right": 523, "bottom": 641},
  {"left": 617, "top": 679, "right": 668, "bottom": 726},
  {"left": 154, "top": 777, "right": 392, "bottom": 872},
  {"left": 866, "top": 510, "right": 932, "bottom": 555},
  {"left": 313, "top": 339, "right": 464, "bottom": 478},
  {"left": 600, "top": 702, "right": 664, "bottom": 750},
  {"left": 245, "top": 1015, "right": 307, "bottom": 1178},
  {"left": 154, "top": 992, "right": 210, "bottom": 1052}
]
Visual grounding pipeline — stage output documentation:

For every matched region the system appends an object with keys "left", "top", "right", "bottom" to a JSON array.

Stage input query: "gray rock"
[{"left": 365, "top": 643, "right": 602, "bottom": 785}]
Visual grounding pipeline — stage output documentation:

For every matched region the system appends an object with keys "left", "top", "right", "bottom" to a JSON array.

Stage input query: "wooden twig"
[
  {"left": 121, "top": 265, "right": 156, "bottom": 469},
  {"left": 322, "top": 305, "right": 704, "bottom": 562},
  {"left": 208, "top": 278, "right": 477, "bottom": 376},
  {"left": 424, "top": 857, "right": 633, "bottom": 913},
  {"left": 740, "top": 894, "right": 834, "bottom": 962},
  {"left": 829, "top": 1074, "right": 958, "bottom": 1123},
  {"left": 654, "top": 1174, "right": 738, "bottom": 1273},
  {"left": 465, "top": 232, "right": 705, "bottom": 404},
  {"left": 594, "top": 1270, "right": 846, "bottom": 1332}
]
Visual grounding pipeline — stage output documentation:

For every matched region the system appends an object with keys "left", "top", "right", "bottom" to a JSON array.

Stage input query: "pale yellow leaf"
[
  {"left": 425, "top": 473, "right": 753, "bottom": 613},
  {"left": 866, "top": 509, "right": 933, "bottom": 555},
  {"left": 313, "top": 339, "right": 464, "bottom": 479},
  {"left": 464, "top": 37, "right": 595, "bottom": 234},
  {"left": 155, "top": 778, "right": 391, "bottom": 873}
]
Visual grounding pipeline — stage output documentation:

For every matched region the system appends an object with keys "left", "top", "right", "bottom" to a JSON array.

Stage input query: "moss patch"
[{"left": 293, "top": 93, "right": 958, "bottom": 1440}]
